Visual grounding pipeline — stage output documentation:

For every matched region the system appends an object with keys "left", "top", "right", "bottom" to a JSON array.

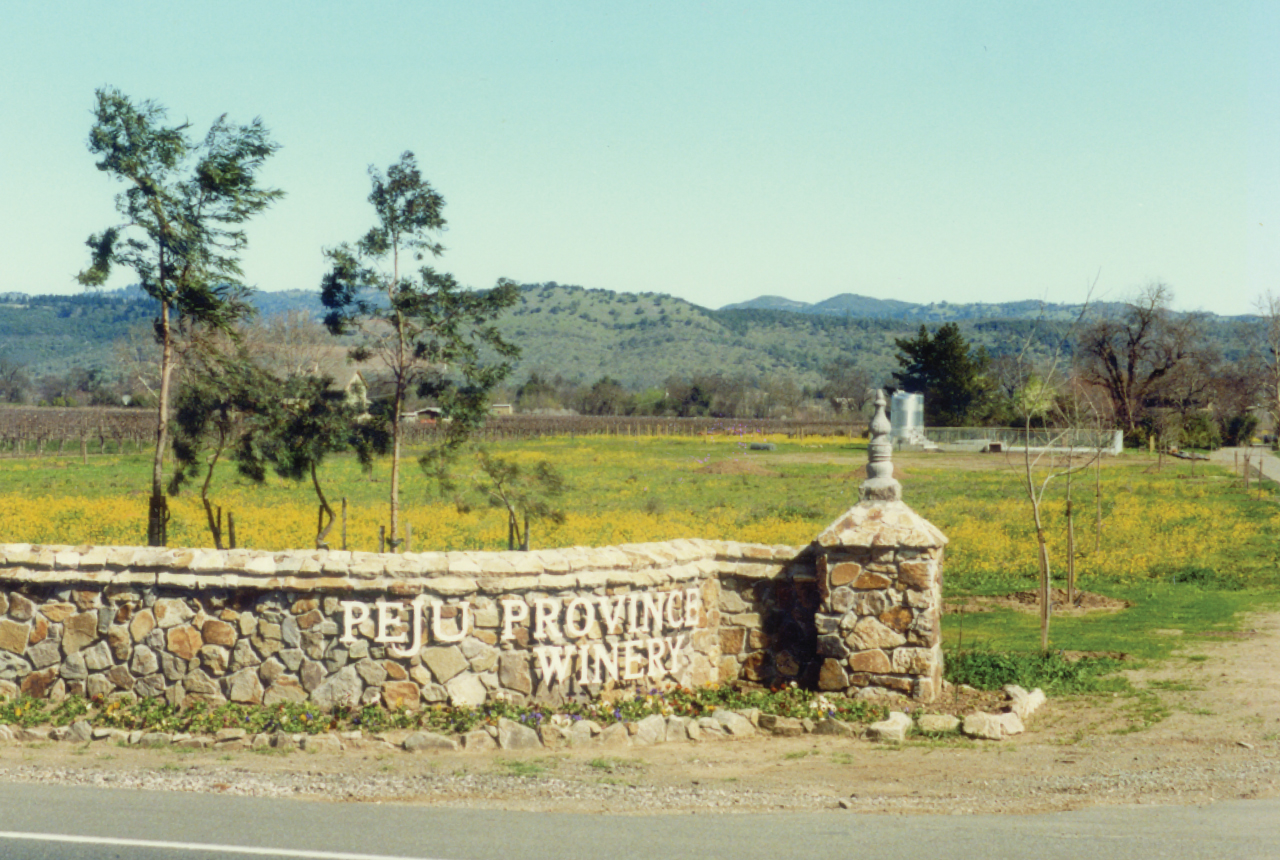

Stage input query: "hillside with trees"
[{"left": 0, "top": 281, "right": 1263, "bottom": 411}]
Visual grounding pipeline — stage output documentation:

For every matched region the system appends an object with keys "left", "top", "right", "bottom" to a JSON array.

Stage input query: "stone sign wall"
[{"left": 0, "top": 541, "right": 824, "bottom": 710}]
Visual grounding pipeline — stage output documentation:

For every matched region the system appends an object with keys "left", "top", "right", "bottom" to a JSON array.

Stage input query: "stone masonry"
[
  {"left": 812, "top": 391, "right": 947, "bottom": 702},
  {"left": 0, "top": 541, "right": 814, "bottom": 709}
]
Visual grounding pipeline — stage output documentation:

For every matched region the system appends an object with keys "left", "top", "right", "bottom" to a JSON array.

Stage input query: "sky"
[{"left": 1, "top": 1, "right": 1275, "bottom": 317}]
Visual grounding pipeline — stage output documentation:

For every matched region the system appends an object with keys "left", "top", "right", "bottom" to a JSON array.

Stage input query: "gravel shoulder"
[{"left": 2, "top": 611, "right": 1278, "bottom": 816}]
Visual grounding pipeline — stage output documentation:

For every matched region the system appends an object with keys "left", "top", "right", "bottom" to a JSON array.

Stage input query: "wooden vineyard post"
[{"left": 1066, "top": 498, "right": 1076, "bottom": 606}]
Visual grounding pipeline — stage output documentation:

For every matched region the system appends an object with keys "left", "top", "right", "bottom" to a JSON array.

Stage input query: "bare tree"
[
  {"left": 1006, "top": 282, "right": 1106, "bottom": 649},
  {"left": 1256, "top": 291, "right": 1280, "bottom": 439},
  {"left": 822, "top": 359, "right": 874, "bottom": 416},
  {"left": 1077, "top": 283, "right": 1206, "bottom": 438},
  {"left": 239, "top": 310, "right": 337, "bottom": 379}
]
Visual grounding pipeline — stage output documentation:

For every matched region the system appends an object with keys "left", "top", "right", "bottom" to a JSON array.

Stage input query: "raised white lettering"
[
  {"left": 534, "top": 644, "right": 574, "bottom": 685},
  {"left": 592, "top": 642, "right": 619, "bottom": 683},
  {"left": 664, "top": 591, "right": 684, "bottom": 628},
  {"left": 500, "top": 600, "right": 528, "bottom": 641},
  {"left": 534, "top": 598, "right": 561, "bottom": 642},
  {"left": 430, "top": 601, "right": 471, "bottom": 643},
  {"left": 626, "top": 593, "right": 640, "bottom": 634},
  {"left": 387, "top": 596, "right": 425, "bottom": 658},
  {"left": 622, "top": 640, "right": 644, "bottom": 680},
  {"left": 666, "top": 633, "right": 686, "bottom": 674},
  {"left": 646, "top": 637, "right": 667, "bottom": 677},
  {"left": 375, "top": 599, "right": 408, "bottom": 644},
  {"left": 339, "top": 601, "right": 371, "bottom": 645},
  {"left": 639, "top": 592, "right": 666, "bottom": 635},
  {"left": 595, "top": 594, "right": 627, "bottom": 635},
  {"left": 563, "top": 597, "right": 595, "bottom": 638},
  {"left": 342, "top": 588, "right": 698, "bottom": 684},
  {"left": 683, "top": 587, "right": 702, "bottom": 627}
]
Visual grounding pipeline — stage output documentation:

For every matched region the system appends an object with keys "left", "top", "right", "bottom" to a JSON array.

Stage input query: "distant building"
[
  {"left": 308, "top": 358, "right": 370, "bottom": 412},
  {"left": 890, "top": 391, "right": 927, "bottom": 445}
]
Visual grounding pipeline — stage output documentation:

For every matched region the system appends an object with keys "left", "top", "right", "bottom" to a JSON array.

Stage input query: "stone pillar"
[{"left": 813, "top": 391, "right": 947, "bottom": 702}]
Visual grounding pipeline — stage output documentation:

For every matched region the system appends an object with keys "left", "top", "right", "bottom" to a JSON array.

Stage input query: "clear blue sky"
[{"left": 2, "top": 1, "right": 1274, "bottom": 316}]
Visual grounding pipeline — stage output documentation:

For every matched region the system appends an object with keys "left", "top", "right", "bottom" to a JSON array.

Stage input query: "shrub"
[{"left": 945, "top": 650, "right": 1123, "bottom": 694}]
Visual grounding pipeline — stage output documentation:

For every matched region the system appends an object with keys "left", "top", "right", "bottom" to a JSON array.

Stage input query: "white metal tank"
[{"left": 890, "top": 391, "right": 925, "bottom": 444}]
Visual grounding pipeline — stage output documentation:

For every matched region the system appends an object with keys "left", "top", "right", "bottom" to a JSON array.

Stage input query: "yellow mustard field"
[{"left": 0, "top": 434, "right": 1274, "bottom": 590}]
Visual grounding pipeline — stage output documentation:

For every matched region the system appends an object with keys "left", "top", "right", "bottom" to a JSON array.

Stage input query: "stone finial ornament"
[{"left": 859, "top": 389, "right": 902, "bottom": 502}]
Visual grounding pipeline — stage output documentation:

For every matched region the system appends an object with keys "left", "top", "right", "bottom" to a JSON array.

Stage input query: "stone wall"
[
  {"left": 0, "top": 541, "right": 825, "bottom": 710},
  {"left": 812, "top": 504, "right": 946, "bottom": 701},
  {"left": 715, "top": 550, "right": 822, "bottom": 688}
]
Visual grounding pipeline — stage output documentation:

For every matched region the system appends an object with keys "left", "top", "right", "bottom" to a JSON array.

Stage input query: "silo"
[{"left": 890, "top": 391, "right": 925, "bottom": 444}]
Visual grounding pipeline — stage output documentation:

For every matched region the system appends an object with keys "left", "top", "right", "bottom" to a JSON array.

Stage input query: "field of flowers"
[{"left": 0, "top": 432, "right": 1275, "bottom": 594}]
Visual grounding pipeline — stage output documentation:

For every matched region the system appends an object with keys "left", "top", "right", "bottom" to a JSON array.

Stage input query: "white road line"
[{"left": 0, "top": 831, "right": 454, "bottom": 860}]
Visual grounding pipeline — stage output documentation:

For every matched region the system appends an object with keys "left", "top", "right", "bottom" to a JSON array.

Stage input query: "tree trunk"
[
  {"left": 200, "top": 446, "right": 224, "bottom": 549},
  {"left": 1094, "top": 450, "right": 1103, "bottom": 552},
  {"left": 389, "top": 400, "right": 402, "bottom": 551},
  {"left": 1035, "top": 523, "right": 1051, "bottom": 651},
  {"left": 312, "top": 462, "right": 335, "bottom": 550},
  {"left": 202, "top": 497, "right": 223, "bottom": 550},
  {"left": 149, "top": 298, "right": 175, "bottom": 547},
  {"left": 1066, "top": 499, "right": 1076, "bottom": 607},
  {"left": 1065, "top": 452, "right": 1076, "bottom": 606}
]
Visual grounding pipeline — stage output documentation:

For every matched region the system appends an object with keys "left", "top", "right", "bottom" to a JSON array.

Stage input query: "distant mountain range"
[
  {"left": 0, "top": 284, "right": 1257, "bottom": 390},
  {"left": 717, "top": 292, "right": 1137, "bottom": 323}
]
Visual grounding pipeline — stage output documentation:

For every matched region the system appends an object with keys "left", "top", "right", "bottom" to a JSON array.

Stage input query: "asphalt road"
[
  {"left": 1212, "top": 445, "right": 1280, "bottom": 482},
  {"left": 0, "top": 782, "right": 1277, "bottom": 860}
]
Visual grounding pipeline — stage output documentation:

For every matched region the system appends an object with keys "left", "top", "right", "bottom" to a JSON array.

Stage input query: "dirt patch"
[
  {"left": 831, "top": 465, "right": 907, "bottom": 483},
  {"left": 697, "top": 459, "right": 780, "bottom": 477},
  {"left": 945, "top": 589, "right": 1132, "bottom": 616}
]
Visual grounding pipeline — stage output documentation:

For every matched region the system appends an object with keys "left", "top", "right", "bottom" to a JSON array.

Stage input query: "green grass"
[
  {"left": 587, "top": 756, "right": 644, "bottom": 772},
  {"left": 945, "top": 583, "right": 1278, "bottom": 663},
  {"left": 496, "top": 757, "right": 559, "bottom": 778},
  {"left": 945, "top": 650, "right": 1128, "bottom": 694}
]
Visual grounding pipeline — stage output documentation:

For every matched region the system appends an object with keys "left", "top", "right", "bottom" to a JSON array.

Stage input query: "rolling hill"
[{"left": 0, "top": 284, "right": 1256, "bottom": 391}]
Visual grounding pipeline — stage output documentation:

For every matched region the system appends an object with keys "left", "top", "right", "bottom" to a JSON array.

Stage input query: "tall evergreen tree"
[
  {"left": 893, "top": 323, "right": 991, "bottom": 426},
  {"left": 77, "top": 88, "right": 282, "bottom": 545}
]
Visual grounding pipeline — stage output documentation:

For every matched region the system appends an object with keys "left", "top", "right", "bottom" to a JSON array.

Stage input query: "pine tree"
[{"left": 893, "top": 323, "right": 991, "bottom": 426}]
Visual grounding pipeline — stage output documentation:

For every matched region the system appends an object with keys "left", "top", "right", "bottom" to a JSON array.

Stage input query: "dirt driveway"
[{"left": 2, "top": 609, "right": 1278, "bottom": 816}]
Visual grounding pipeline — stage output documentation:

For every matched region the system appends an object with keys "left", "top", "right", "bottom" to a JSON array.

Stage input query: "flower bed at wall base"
[{"left": 0, "top": 684, "right": 887, "bottom": 737}]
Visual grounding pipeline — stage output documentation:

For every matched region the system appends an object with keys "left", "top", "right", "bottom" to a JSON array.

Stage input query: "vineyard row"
[{"left": 0, "top": 407, "right": 865, "bottom": 458}]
